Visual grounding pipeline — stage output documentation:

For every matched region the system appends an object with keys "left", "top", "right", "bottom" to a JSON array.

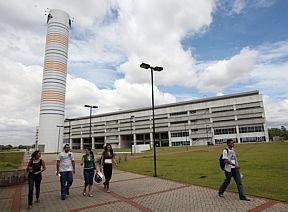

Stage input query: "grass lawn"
[
  {"left": 118, "top": 142, "right": 288, "bottom": 202},
  {"left": 0, "top": 152, "right": 24, "bottom": 171}
]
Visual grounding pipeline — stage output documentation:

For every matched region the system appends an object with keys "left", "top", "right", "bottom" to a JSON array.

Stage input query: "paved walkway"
[{"left": 1, "top": 153, "right": 287, "bottom": 212}]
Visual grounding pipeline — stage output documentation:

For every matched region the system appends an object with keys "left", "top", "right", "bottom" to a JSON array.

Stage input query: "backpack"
[{"left": 219, "top": 148, "right": 229, "bottom": 171}]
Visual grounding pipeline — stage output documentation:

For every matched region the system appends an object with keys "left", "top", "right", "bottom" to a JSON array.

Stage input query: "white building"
[{"left": 63, "top": 90, "right": 269, "bottom": 149}]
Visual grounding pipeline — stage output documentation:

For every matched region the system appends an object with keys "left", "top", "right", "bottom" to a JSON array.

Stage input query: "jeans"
[
  {"left": 219, "top": 168, "right": 246, "bottom": 199},
  {"left": 60, "top": 171, "right": 73, "bottom": 197},
  {"left": 84, "top": 169, "right": 95, "bottom": 185},
  {"left": 28, "top": 174, "right": 42, "bottom": 206}
]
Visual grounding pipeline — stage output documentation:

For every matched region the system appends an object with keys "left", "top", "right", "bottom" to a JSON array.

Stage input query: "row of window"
[
  {"left": 214, "top": 138, "right": 238, "bottom": 144},
  {"left": 170, "top": 111, "right": 187, "bottom": 116},
  {"left": 171, "top": 131, "right": 189, "bottom": 138},
  {"left": 170, "top": 121, "right": 188, "bottom": 125},
  {"left": 239, "top": 125, "right": 264, "bottom": 133},
  {"left": 171, "top": 141, "right": 190, "bottom": 146},
  {"left": 214, "top": 127, "right": 236, "bottom": 135},
  {"left": 240, "top": 136, "right": 266, "bottom": 142}
]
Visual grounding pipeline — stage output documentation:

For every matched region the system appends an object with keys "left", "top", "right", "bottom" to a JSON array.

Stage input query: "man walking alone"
[
  {"left": 218, "top": 139, "right": 250, "bottom": 201},
  {"left": 56, "top": 144, "right": 75, "bottom": 200}
]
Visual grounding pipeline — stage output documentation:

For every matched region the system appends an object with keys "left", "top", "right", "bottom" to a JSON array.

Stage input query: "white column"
[
  {"left": 80, "top": 137, "right": 83, "bottom": 150},
  {"left": 118, "top": 135, "right": 121, "bottom": 148},
  {"left": 168, "top": 131, "right": 172, "bottom": 147},
  {"left": 236, "top": 125, "right": 241, "bottom": 143},
  {"left": 133, "top": 134, "right": 136, "bottom": 146},
  {"left": 150, "top": 132, "right": 153, "bottom": 148},
  {"left": 92, "top": 137, "right": 95, "bottom": 150},
  {"left": 69, "top": 138, "right": 72, "bottom": 149}
]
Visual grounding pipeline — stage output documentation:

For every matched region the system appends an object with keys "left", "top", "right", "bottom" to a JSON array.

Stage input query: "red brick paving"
[{"left": 1, "top": 152, "right": 287, "bottom": 212}]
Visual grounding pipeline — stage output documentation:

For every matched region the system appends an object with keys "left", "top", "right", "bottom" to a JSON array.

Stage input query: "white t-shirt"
[
  {"left": 222, "top": 148, "right": 238, "bottom": 172},
  {"left": 57, "top": 151, "right": 74, "bottom": 172}
]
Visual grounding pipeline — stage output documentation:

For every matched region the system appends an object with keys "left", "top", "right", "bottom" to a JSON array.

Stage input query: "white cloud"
[
  {"left": 116, "top": 0, "right": 215, "bottom": 87},
  {"left": 197, "top": 47, "right": 258, "bottom": 92},
  {"left": 263, "top": 95, "right": 288, "bottom": 127},
  {"left": 232, "top": 0, "right": 246, "bottom": 14},
  {"left": 65, "top": 77, "right": 176, "bottom": 118},
  {"left": 0, "top": 0, "right": 287, "bottom": 145},
  {"left": 0, "top": 58, "right": 175, "bottom": 145}
]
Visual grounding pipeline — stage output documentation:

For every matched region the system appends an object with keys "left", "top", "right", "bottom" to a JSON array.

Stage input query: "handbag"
[{"left": 95, "top": 171, "right": 104, "bottom": 183}]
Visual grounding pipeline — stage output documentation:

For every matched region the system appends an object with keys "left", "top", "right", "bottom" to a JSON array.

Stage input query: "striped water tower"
[{"left": 38, "top": 9, "right": 72, "bottom": 153}]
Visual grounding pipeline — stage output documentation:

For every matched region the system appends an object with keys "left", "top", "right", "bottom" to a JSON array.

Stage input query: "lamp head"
[
  {"left": 140, "top": 63, "right": 150, "bottom": 69},
  {"left": 84, "top": 104, "right": 90, "bottom": 108},
  {"left": 153, "top": 66, "right": 163, "bottom": 72}
]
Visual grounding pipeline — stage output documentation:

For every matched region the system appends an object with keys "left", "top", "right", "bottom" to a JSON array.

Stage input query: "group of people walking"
[
  {"left": 26, "top": 138, "right": 250, "bottom": 209},
  {"left": 26, "top": 143, "right": 117, "bottom": 209}
]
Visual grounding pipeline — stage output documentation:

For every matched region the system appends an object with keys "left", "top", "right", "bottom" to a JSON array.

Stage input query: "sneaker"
[
  {"left": 35, "top": 199, "right": 40, "bottom": 203},
  {"left": 61, "top": 196, "right": 66, "bottom": 200},
  {"left": 27, "top": 205, "right": 32, "bottom": 209},
  {"left": 218, "top": 193, "right": 224, "bottom": 198},
  {"left": 88, "top": 193, "right": 93, "bottom": 197},
  {"left": 82, "top": 192, "right": 86, "bottom": 196}
]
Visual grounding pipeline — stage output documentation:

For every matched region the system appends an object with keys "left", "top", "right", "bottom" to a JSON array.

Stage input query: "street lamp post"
[
  {"left": 65, "top": 118, "right": 73, "bottom": 148},
  {"left": 84, "top": 105, "right": 98, "bottom": 149},
  {"left": 140, "top": 63, "right": 163, "bottom": 177},
  {"left": 130, "top": 115, "right": 135, "bottom": 155},
  {"left": 56, "top": 125, "right": 64, "bottom": 154}
]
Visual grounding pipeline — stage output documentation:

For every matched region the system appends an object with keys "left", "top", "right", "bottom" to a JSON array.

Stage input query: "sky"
[{"left": 0, "top": 0, "right": 287, "bottom": 145}]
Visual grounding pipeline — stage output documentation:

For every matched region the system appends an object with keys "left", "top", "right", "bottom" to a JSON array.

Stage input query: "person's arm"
[
  {"left": 100, "top": 153, "right": 104, "bottom": 171},
  {"left": 223, "top": 153, "right": 240, "bottom": 169},
  {"left": 112, "top": 154, "right": 118, "bottom": 167},
  {"left": 224, "top": 159, "right": 236, "bottom": 166},
  {"left": 223, "top": 149, "right": 236, "bottom": 166},
  {"left": 81, "top": 155, "right": 84, "bottom": 166},
  {"left": 56, "top": 160, "right": 60, "bottom": 176},
  {"left": 35, "top": 160, "right": 46, "bottom": 175},
  {"left": 42, "top": 160, "right": 46, "bottom": 172},
  {"left": 26, "top": 161, "right": 31, "bottom": 170},
  {"left": 72, "top": 160, "right": 75, "bottom": 174},
  {"left": 71, "top": 153, "right": 75, "bottom": 174}
]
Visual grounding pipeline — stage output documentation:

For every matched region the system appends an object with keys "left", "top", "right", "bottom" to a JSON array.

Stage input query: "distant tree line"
[
  {"left": 268, "top": 126, "right": 288, "bottom": 141},
  {"left": 0, "top": 144, "right": 33, "bottom": 151}
]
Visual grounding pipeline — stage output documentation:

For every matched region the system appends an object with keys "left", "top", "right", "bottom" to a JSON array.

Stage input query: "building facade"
[
  {"left": 38, "top": 9, "right": 72, "bottom": 153},
  {"left": 64, "top": 91, "right": 269, "bottom": 149}
]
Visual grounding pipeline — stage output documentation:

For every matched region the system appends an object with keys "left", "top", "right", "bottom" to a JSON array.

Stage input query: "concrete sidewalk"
[{"left": 1, "top": 153, "right": 287, "bottom": 212}]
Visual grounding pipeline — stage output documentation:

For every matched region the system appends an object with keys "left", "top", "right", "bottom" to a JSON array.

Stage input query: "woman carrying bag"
[
  {"left": 100, "top": 144, "right": 118, "bottom": 193},
  {"left": 81, "top": 147, "right": 96, "bottom": 197}
]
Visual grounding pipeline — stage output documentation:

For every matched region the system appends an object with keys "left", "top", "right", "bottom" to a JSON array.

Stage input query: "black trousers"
[
  {"left": 103, "top": 164, "right": 112, "bottom": 189},
  {"left": 28, "top": 174, "right": 42, "bottom": 205},
  {"left": 219, "top": 168, "right": 246, "bottom": 200}
]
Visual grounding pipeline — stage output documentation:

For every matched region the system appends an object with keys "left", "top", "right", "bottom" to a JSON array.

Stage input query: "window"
[
  {"left": 171, "top": 141, "right": 190, "bottom": 146},
  {"left": 170, "top": 111, "right": 187, "bottom": 116},
  {"left": 214, "top": 138, "right": 237, "bottom": 144},
  {"left": 240, "top": 136, "right": 266, "bottom": 143},
  {"left": 171, "top": 131, "right": 189, "bottom": 137},
  {"left": 170, "top": 121, "right": 188, "bottom": 125},
  {"left": 214, "top": 127, "right": 236, "bottom": 135},
  {"left": 239, "top": 125, "right": 264, "bottom": 133}
]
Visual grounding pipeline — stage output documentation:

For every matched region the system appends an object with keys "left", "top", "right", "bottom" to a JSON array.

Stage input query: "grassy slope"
[
  {"left": 118, "top": 142, "right": 288, "bottom": 201},
  {"left": 0, "top": 152, "right": 24, "bottom": 171}
]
